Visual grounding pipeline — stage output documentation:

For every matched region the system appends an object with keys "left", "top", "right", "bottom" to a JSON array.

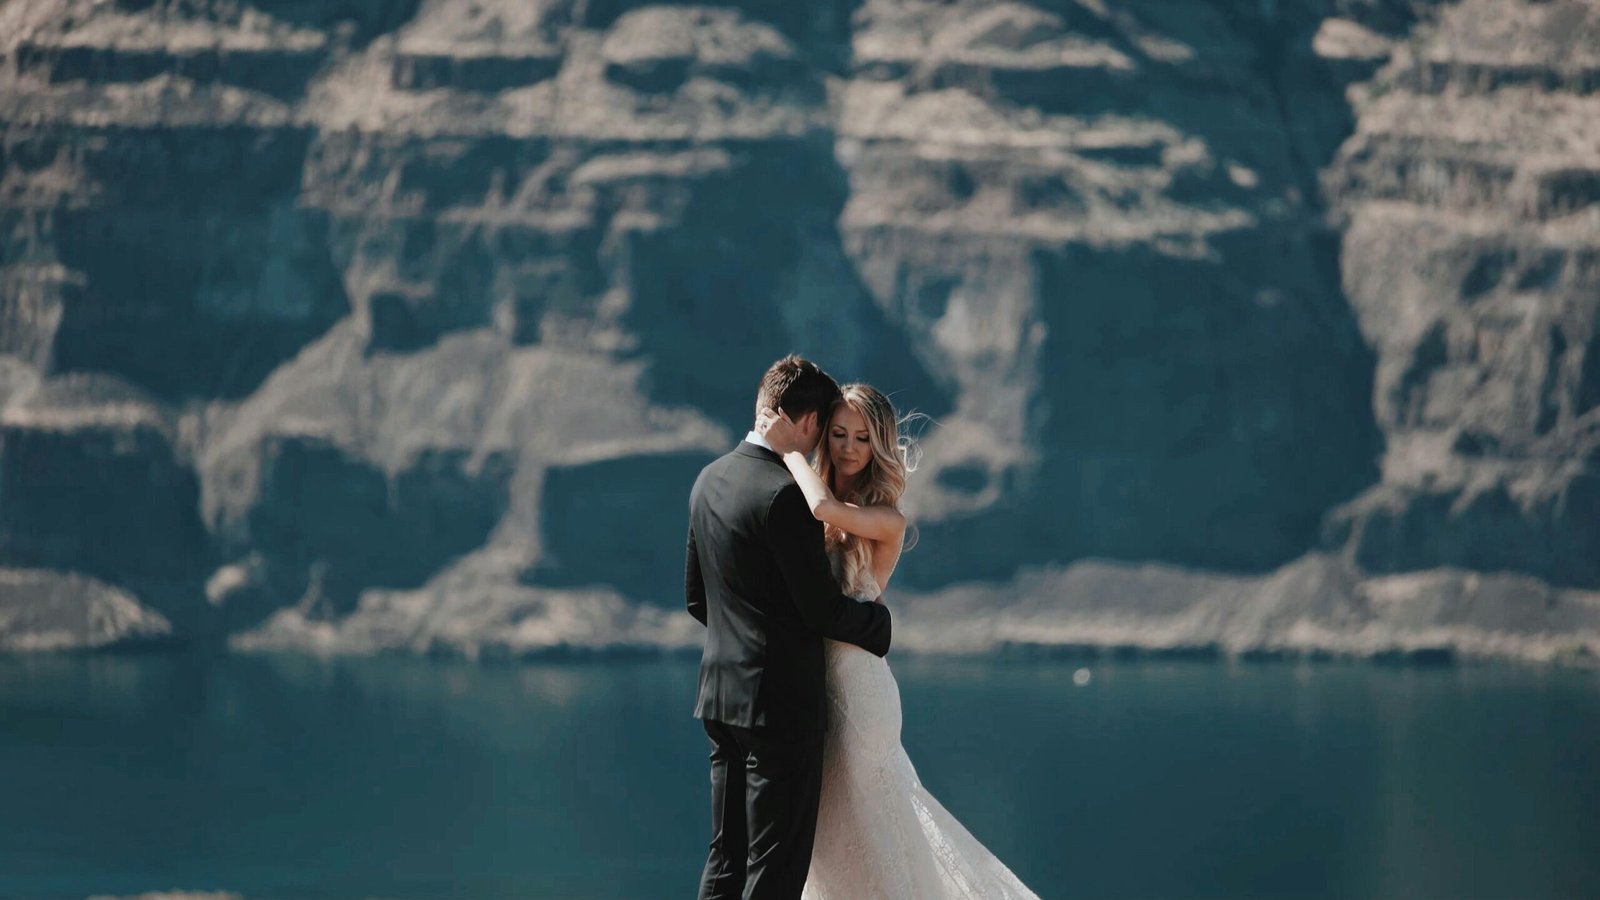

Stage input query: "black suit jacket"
[{"left": 686, "top": 442, "right": 892, "bottom": 732}]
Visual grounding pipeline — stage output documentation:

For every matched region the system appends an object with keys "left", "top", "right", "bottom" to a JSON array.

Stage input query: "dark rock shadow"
[
  {"left": 45, "top": 127, "right": 349, "bottom": 400},
  {"left": 618, "top": 134, "right": 950, "bottom": 430},
  {"left": 896, "top": 230, "right": 1380, "bottom": 589},
  {"left": 574, "top": 0, "right": 859, "bottom": 51},
  {"left": 525, "top": 450, "right": 717, "bottom": 606},
  {"left": 0, "top": 420, "right": 213, "bottom": 632},
  {"left": 239, "top": 0, "right": 423, "bottom": 47},
  {"left": 238, "top": 435, "right": 513, "bottom": 620},
  {"left": 1031, "top": 232, "right": 1380, "bottom": 572}
]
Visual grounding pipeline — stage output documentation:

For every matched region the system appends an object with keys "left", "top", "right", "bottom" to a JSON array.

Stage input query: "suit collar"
[{"left": 734, "top": 441, "right": 782, "bottom": 464}]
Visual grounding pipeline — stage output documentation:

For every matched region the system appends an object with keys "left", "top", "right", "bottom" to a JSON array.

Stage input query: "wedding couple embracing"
[{"left": 685, "top": 355, "right": 1039, "bottom": 899}]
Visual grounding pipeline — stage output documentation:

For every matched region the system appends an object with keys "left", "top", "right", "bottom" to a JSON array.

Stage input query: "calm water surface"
[{"left": 1, "top": 652, "right": 1596, "bottom": 899}]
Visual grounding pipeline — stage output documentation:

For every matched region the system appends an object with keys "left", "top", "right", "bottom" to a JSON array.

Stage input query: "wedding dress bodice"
[{"left": 827, "top": 545, "right": 881, "bottom": 604}]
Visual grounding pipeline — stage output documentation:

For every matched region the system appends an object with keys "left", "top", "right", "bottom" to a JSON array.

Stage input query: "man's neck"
[{"left": 744, "top": 430, "right": 773, "bottom": 452}]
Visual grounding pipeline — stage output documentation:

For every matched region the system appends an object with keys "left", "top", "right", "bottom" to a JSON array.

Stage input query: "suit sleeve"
[
  {"left": 686, "top": 523, "right": 707, "bottom": 626},
  {"left": 766, "top": 483, "right": 891, "bottom": 657}
]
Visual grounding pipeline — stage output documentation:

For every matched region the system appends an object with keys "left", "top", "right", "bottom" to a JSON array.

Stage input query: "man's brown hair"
[{"left": 756, "top": 354, "right": 842, "bottom": 423}]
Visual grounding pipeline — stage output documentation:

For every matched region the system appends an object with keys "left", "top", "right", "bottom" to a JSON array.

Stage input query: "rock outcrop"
[
  {"left": 1321, "top": 0, "right": 1600, "bottom": 597},
  {"left": 0, "top": 567, "right": 173, "bottom": 651},
  {"left": 0, "top": 0, "right": 1595, "bottom": 663}
]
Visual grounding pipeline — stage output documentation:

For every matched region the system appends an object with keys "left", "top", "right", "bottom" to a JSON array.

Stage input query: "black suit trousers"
[{"left": 698, "top": 719, "right": 826, "bottom": 900}]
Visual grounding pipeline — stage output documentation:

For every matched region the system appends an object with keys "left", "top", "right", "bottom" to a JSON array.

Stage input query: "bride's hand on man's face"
[{"left": 757, "top": 407, "right": 804, "bottom": 454}]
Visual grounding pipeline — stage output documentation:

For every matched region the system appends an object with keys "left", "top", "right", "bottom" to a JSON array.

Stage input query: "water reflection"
[{"left": 0, "top": 653, "right": 1596, "bottom": 899}]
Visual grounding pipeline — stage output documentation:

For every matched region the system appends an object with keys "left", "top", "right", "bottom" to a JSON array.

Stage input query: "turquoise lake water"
[{"left": 1, "top": 651, "right": 1596, "bottom": 899}]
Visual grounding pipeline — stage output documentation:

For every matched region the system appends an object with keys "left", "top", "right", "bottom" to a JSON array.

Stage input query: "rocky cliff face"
[
  {"left": 1322, "top": 0, "right": 1600, "bottom": 592},
  {"left": 0, "top": 0, "right": 1596, "bottom": 662}
]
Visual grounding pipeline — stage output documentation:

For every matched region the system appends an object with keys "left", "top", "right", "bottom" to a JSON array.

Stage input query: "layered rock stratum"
[{"left": 1, "top": 0, "right": 1596, "bottom": 663}]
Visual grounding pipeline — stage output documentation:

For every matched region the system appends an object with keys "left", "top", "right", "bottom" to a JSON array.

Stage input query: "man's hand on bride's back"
[{"left": 757, "top": 407, "right": 805, "bottom": 455}]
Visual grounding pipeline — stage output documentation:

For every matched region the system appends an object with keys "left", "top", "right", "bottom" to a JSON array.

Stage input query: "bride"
[{"left": 757, "top": 384, "right": 1039, "bottom": 900}]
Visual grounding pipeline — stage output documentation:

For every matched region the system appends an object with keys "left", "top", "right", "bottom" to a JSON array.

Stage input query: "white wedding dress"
[{"left": 802, "top": 552, "right": 1040, "bottom": 900}]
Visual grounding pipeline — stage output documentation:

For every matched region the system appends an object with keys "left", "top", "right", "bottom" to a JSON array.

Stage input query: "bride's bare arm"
[
  {"left": 760, "top": 408, "right": 907, "bottom": 544},
  {"left": 775, "top": 449, "right": 906, "bottom": 543}
]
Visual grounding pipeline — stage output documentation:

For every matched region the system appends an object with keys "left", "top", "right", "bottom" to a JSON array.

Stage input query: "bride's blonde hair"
[{"left": 815, "top": 384, "right": 921, "bottom": 596}]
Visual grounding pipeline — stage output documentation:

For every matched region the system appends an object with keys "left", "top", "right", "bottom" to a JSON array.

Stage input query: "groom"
[{"left": 685, "top": 355, "right": 893, "bottom": 900}]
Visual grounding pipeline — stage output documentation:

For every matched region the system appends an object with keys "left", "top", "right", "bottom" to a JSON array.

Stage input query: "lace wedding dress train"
[{"left": 801, "top": 561, "right": 1039, "bottom": 900}]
